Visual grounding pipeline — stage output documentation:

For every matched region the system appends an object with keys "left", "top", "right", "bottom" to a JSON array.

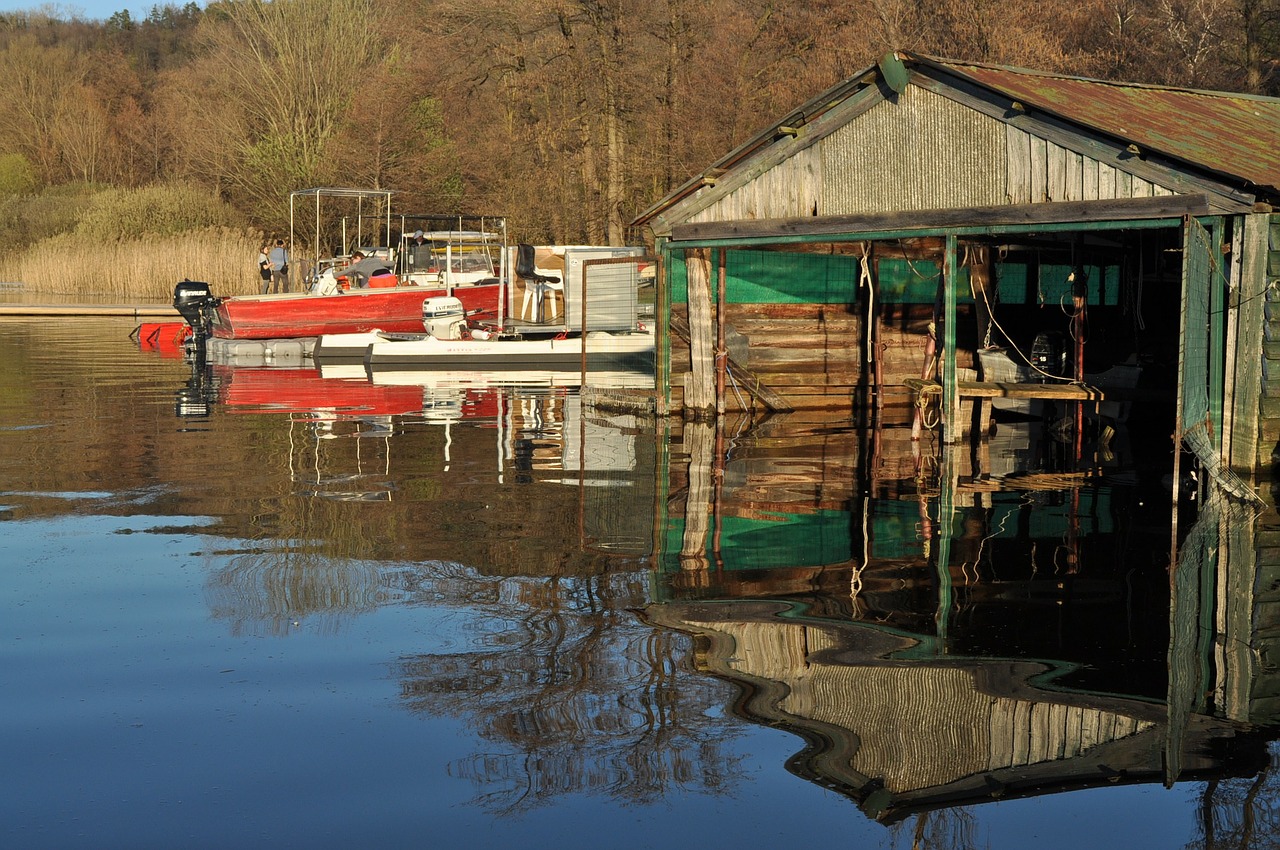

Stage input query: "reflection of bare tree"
[
  {"left": 1189, "top": 745, "right": 1280, "bottom": 850},
  {"left": 394, "top": 562, "right": 743, "bottom": 814},
  {"left": 889, "top": 809, "right": 980, "bottom": 850},
  {"left": 203, "top": 457, "right": 406, "bottom": 637},
  {"left": 205, "top": 551, "right": 391, "bottom": 637}
]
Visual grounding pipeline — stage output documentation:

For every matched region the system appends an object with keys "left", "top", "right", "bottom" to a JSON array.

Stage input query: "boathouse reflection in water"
[
  {"left": 179, "top": 355, "right": 1280, "bottom": 835},
  {"left": 649, "top": 413, "right": 1280, "bottom": 827}
]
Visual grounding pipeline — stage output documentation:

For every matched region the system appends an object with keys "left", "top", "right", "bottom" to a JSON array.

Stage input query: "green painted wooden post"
[
  {"left": 943, "top": 235, "right": 958, "bottom": 444},
  {"left": 1209, "top": 218, "right": 1225, "bottom": 449},
  {"left": 934, "top": 447, "right": 956, "bottom": 650},
  {"left": 657, "top": 239, "right": 672, "bottom": 416}
]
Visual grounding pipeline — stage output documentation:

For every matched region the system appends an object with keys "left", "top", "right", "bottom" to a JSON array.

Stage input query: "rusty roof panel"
[{"left": 931, "top": 57, "right": 1280, "bottom": 195}]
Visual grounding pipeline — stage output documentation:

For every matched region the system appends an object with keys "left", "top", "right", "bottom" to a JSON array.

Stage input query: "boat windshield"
[{"left": 404, "top": 232, "right": 499, "bottom": 276}]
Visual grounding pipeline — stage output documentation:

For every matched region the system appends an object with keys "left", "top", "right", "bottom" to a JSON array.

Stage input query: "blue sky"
[{"left": 0, "top": 2, "right": 185, "bottom": 21}]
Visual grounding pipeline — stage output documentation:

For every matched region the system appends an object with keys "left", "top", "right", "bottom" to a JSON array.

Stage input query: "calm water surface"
[{"left": 2, "top": 316, "right": 1277, "bottom": 849}]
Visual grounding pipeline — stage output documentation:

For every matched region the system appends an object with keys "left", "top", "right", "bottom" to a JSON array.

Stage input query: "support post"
[
  {"left": 942, "top": 235, "right": 959, "bottom": 444},
  {"left": 684, "top": 248, "right": 716, "bottom": 417},
  {"left": 716, "top": 248, "right": 727, "bottom": 416},
  {"left": 1209, "top": 220, "right": 1226, "bottom": 450},
  {"left": 656, "top": 244, "right": 670, "bottom": 417}
]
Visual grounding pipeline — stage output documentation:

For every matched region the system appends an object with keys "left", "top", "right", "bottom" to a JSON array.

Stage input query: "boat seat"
[{"left": 515, "top": 243, "right": 562, "bottom": 323}]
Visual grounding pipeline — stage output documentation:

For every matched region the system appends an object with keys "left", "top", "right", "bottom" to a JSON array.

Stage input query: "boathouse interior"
[{"left": 663, "top": 222, "right": 1189, "bottom": 425}]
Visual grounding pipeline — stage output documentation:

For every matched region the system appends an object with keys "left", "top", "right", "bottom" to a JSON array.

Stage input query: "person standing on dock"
[
  {"left": 267, "top": 239, "right": 290, "bottom": 293},
  {"left": 257, "top": 244, "right": 272, "bottom": 294}
]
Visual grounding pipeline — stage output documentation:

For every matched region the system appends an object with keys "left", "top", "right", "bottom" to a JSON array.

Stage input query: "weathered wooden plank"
[
  {"left": 1230, "top": 213, "right": 1273, "bottom": 472},
  {"left": 905, "top": 377, "right": 1108, "bottom": 400},
  {"left": 1006, "top": 124, "right": 1031, "bottom": 204},
  {"left": 684, "top": 249, "right": 716, "bottom": 416},
  {"left": 1117, "top": 169, "right": 1133, "bottom": 198},
  {"left": 910, "top": 70, "right": 1257, "bottom": 210},
  {"left": 1030, "top": 134, "right": 1048, "bottom": 202},
  {"left": 1098, "top": 161, "right": 1117, "bottom": 200},
  {"left": 650, "top": 79, "right": 887, "bottom": 231},
  {"left": 1064, "top": 150, "right": 1083, "bottom": 202},
  {"left": 671, "top": 195, "right": 1212, "bottom": 243},
  {"left": 1046, "top": 141, "right": 1067, "bottom": 201},
  {"left": 669, "top": 311, "right": 794, "bottom": 411},
  {"left": 1082, "top": 158, "right": 1099, "bottom": 201},
  {"left": 0, "top": 304, "right": 180, "bottom": 317}
]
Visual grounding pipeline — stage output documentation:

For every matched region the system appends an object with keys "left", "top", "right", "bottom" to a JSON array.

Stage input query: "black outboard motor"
[
  {"left": 173, "top": 280, "right": 218, "bottom": 344},
  {"left": 1030, "top": 331, "right": 1067, "bottom": 379}
]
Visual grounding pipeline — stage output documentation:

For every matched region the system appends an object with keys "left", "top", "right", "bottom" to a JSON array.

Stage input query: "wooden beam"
[
  {"left": 684, "top": 249, "right": 716, "bottom": 418},
  {"left": 906, "top": 378, "right": 1109, "bottom": 401},
  {"left": 943, "top": 235, "right": 958, "bottom": 444},
  {"left": 672, "top": 195, "right": 1212, "bottom": 243},
  {"left": 1229, "top": 213, "right": 1271, "bottom": 472}
]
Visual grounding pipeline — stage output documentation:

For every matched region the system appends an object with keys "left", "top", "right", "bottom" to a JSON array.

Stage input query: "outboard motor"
[
  {"left": 173, "top": 280, "right": 218, "bottom": 345},
  {"left": 421, "top": 296, "right": 466, "bottom": 339},
  {"left": 1029, "top": 331, "right": 1067, "bottom": 379}
]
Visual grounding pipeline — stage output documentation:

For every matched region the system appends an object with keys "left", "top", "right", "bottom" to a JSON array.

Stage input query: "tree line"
[{"left": 0, "top": 0, "right": 1276, "bottom": 249}]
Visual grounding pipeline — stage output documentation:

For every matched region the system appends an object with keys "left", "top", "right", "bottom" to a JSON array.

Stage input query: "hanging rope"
[{"left": 859, "top": 242, "right": 875, "bottom": 364}]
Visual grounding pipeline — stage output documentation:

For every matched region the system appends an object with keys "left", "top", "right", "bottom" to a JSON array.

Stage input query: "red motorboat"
[
  {"left": 173, "top": 191, "right": 513, "bottom": 341},
  {"left": 208, "top": 281, "right": 504, "bottom": 340}
]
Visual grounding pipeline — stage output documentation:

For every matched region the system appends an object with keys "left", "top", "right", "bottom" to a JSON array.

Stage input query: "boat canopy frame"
[
  {"left": 289, "top": 187, "right": 395, "bottom": 280},
  {"left": 397, "top": 214, "right": 510, "bottom": 322}
]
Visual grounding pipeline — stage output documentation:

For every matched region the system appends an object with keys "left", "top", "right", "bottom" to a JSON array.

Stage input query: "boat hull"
[
  {"left": 362, "top": 329, "right": 655, "bottom": 369},
  {"left": 210, "top": 283, "right": 502, "bottom": 340}
]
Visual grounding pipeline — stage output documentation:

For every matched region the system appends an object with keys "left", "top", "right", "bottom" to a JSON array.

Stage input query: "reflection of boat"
[
  {"left": 357, "top": 365, "right": 654, "bottom": 390},
  {"left": 213, "top": 364, "right": 428, "bottom": 417}
]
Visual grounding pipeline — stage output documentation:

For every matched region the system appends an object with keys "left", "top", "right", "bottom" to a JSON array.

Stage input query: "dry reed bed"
[{"left": 0, "top": 226, "right": 265, "bottom": 301}]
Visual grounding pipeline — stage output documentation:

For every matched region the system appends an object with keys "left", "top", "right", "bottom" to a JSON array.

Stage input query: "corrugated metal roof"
[{"left": 925, "top": 54, "right": 1280, "bottom": 195}]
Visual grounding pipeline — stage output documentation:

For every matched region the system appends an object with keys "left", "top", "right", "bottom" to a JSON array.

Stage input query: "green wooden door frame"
[{"left": 943, "top": 235, "right": 959, "bottom": 444}]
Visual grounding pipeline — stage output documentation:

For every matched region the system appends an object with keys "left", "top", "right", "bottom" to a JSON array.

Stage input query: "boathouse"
[{"left": 633, "top": 51, "right": 1280, "bottom": 484}]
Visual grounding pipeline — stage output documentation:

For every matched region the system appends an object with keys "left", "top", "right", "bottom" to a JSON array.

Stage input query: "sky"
[{"left": 0, "top": 2, "right": 180, "bottom": 21}]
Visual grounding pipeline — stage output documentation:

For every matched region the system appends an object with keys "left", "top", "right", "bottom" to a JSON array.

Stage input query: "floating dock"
[{"left": 0, "top": 304, "right": 180, "bottom": 318}]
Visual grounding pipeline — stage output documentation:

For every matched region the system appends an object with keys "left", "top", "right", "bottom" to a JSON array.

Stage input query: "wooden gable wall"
[{"left": 681, "top": 87, "right": 1179, "bottom": 228}]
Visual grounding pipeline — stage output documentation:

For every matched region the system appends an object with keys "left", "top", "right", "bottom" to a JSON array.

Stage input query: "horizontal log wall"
[{"left": 667, "top": 302, "right": 978, "bottom": 415}]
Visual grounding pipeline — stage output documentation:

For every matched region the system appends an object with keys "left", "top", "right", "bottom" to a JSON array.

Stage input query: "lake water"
[{"left": 3, "top": 316, "right": 1278, "bottom": 849}]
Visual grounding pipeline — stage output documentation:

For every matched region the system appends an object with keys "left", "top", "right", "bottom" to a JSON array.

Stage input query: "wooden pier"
[{"left": 0, "top": 304, "right": 180, "bottom": 319}]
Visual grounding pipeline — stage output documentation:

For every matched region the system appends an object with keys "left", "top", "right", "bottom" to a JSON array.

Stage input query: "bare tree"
[{"left": 167, "top": 0, "right": 389, "bottom": 221}]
